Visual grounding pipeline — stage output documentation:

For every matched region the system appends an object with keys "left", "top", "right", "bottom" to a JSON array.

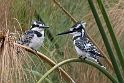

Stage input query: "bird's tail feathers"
[
  {"left": 96, "top": 59, "right": 106, "bottom": 69},
  {"left": 98, "top": 54, "right": 106, "bottom": 58}
]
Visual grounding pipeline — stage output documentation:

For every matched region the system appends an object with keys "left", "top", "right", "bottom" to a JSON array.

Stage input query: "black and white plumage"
[
  {"left": 18, "top": 20, "right": 49, "bottom": 50},
  {"left": 57, "top": 21, "right": 105, "bottom": 68}
]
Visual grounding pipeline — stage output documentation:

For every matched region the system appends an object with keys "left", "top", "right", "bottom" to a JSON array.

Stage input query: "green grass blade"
[
  {"left": 37, "top": 58, "right": 119, "bottom": 83},
  {"left": 87, "top": 0, "right": 124, "bottom": 83},
  {"left": 97, "top": 0, "right": 124, "bottom": 72},
  {"left": 24, "top": 69, "right": 53, "bottom": 83}
]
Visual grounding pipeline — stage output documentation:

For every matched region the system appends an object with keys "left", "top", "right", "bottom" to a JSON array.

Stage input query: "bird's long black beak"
[
  {"left": 57, "top": 30, "right": 73, "bottom": 35},
  {"left": 40, "top": 26, "right": 49, "bottom": 28}
]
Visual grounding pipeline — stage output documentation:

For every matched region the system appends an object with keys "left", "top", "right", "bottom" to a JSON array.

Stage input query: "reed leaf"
[
  {"left": 97, "top": 0, "right": 124, "bottom": 72},
  {"left": 37, "top": 58, "right": 119, "bottom": 83},
  {"left": 87, "top": 0, "right": 124, "bottom": 83}
]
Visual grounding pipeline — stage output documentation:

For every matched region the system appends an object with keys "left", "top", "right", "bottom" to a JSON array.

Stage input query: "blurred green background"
[{"left": 0, "top": 0, "right": 124, "bottom": 83}]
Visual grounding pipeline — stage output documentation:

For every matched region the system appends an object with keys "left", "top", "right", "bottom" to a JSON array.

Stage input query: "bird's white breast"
[
  {"left": 29, "top": 32, "right": 44, "bottom": 50},
  {"left": 73, "top": 40, "right": 90, "bottom": 57},
  {"left": 74, "top": 45, "right": 88, "bottom": 56}
]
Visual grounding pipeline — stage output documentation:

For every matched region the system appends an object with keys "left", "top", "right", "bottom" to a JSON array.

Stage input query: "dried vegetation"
[{"left": 0, "top": 0, "right": 124, "bottom": 83}]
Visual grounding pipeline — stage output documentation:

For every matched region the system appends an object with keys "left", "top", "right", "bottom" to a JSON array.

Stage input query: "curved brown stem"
[{"left": 14, "top": 43, "right": 75, "bottom": 83}]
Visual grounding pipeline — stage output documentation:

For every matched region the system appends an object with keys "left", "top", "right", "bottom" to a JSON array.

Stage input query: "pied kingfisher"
[
  {"left": 18, "top": 20, "right": 49, "bottom": 50},
  {"left": 57, "top": 21, "right": 105, "bottom": 68}
]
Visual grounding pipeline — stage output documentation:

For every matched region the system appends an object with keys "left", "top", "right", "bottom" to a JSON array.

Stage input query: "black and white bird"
[
  {"left": 18, "top": 20, "right": 49, "bottom": 50},
  {"left": 57, "top": 21, "right": 105, "bottom": 68}
]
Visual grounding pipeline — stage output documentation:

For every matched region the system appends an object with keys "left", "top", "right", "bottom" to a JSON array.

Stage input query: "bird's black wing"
[
  {"left": 18, "top": 30, "right": 34, "bottom": 45},
  {"left": 75, "top": 37, "right": 105, "bottom": 58}
]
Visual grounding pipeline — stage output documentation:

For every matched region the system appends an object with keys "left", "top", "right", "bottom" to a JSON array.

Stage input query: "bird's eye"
[
  {"left": 32, "top": 24, "right": 35, "bottom": 28},
  {"left": 73, "top": 28, "right": 77, "bottom": 31},
  {"left": 36, "top": 25, "right": 39, "bottom": 27},
  {"left": 32, "top": 24, "right": 39, "bottom": 28}
]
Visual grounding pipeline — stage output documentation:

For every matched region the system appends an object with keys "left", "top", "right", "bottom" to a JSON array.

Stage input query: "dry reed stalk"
[{"left": 0, "top": 30, "right": 36, "bottom": 83}]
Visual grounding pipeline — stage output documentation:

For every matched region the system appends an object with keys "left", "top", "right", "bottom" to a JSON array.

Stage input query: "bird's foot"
[
  {"left": 78, "top": 56, "right": 82, "bottom": 59},
  {"left": 83, "top": 57, "right": 87, "bottom": 60},
  {"left": 78, "top": 56, "right": 87, "bottom": 60},
  {"left": 31, "top": 47, "right": 37, "bottom": 52}
]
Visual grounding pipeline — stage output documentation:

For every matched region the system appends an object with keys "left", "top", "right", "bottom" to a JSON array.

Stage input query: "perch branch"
[{"left": 14, "top": 43, "right": 75, "bottom": 83}]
